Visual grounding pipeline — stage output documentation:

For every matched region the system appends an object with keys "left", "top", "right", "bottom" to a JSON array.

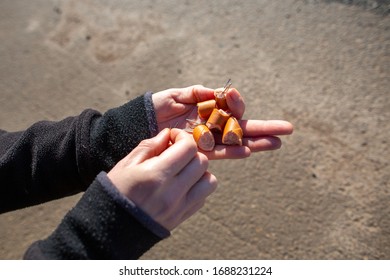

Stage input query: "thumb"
[
  {"left": 226, "top": 88, "right": 245, "bottom": 119},
  {"left": 124, "top": 128, "right": 171, "bottom": 166}
]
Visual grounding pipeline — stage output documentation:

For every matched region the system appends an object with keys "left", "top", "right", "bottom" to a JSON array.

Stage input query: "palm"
[
  {"left": 156, "top": 101, "right": 199, "bottom": 131},
  {"left": 152, "top": 86, "right": 213, "bottom": 131}
]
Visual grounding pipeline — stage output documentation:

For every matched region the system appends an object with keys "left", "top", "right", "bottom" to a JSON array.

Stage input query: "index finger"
[{"left": 239, "top": 120, "right": 294, "bottom": 136}]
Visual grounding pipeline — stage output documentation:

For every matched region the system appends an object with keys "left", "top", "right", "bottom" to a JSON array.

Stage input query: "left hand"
[{"left": 152, "top": 85, "right": 293, "bottom": 160}]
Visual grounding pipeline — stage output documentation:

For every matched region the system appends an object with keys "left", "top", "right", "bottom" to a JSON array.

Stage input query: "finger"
[
  {"left": 226, "top": 88, "right": 245, "bottom": 119},
  {"left": 239, "top": 120, "right": 294, "bottom": 136},
  {"left": 213, "top": 130, "right": 283, "bottom": 151},
  {"left": 201, "top": 145, "right": 251, "bottom": 160},
  {"left": 123, "top": 128, "right": 171, "bottom": 166},
  {"left": 173, "top": 85, "right": 215, "bottom": 104},
  {"left": 242, "top": 136, "right": 282, "bottom": 152},
  {"left": 179, "top": 200, "right": 206, "bottom": 225},
  {"left": 202, "top": 135, "right": 283, "bottom": 160},
  {"left": 175, "top": 152, "right": 209, "bottom": 195},
  {"left": 157, "top": 128, "right": 198, "bottom": 175},
  {"left": 185, "top": 172, "right": 218, "bottom": 205},
  {"left": 165, "top": 198, "right": 207, "bottom": 230}
]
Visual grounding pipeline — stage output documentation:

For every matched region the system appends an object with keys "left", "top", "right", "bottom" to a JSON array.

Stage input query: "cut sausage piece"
[
  {"left": 197, "top": 99, "right": 216, "bottom": 119},
  {"left": 214, "top": 88, "right": 229, "bottom": 111},
  {"left": 222, "top": 117, "right": 243, "bottom": 146},
  {"left": 206, "top": 108, "right": 231, "bottom": 132},
  {"left": 193, "top": 124, "right": 215, "bottom": 151}
]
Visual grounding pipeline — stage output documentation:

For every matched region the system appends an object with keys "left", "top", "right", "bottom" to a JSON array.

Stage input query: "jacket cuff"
[
  {"left": 24, "top": 174, "right": 166, "bottom": 259},
  {"left": 97, "top": 172, "right": 170, "bottom": 239},
  {"left": 79, "top": 93, "right": 157, "bottom": 185},
  {"left": 143, "top": 92, "right": 159, "bottom": 137}
]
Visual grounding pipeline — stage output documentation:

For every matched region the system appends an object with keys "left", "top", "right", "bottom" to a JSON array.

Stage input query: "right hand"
[{"left": 107, "top": 128, "right": 218, "bottom": 231}]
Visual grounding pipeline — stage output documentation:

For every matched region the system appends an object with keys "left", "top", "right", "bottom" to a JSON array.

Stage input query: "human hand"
[
  {"left": 107, "top": 128, "right": 217, "bottom": 231},
  {"left": 152, "top": 85, "right": 293, "bottom": 159}
]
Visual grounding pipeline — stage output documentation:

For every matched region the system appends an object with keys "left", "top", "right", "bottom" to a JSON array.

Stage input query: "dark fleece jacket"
[{"left": 0, "top": 92, "right": 169, "bottom": 259}]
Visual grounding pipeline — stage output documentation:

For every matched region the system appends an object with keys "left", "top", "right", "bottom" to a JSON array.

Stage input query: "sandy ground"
[{"left": 0, "top": 0, "right": 389, "bottom": 259}]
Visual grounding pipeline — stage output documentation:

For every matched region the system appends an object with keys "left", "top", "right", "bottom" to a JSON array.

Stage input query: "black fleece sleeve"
[
  {"left": 24, "top": 172, "right": 170, "bottom": 260},
  {"left": 0, "top": 93, "right": 158, "bottom": 213},
  {"left": 80, "top": 92, "right": 158, "bottom": 184}
]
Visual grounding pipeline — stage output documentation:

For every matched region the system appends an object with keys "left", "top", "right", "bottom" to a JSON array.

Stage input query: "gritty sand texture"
[{"left": 0, "top": 0, "right": 389, "bottom": 259}]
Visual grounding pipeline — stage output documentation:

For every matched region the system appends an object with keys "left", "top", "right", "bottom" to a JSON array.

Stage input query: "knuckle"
[
  {"left": 184, "top": 138, "right": 198, "bottom": 155},
  {"left": 190, "top": 85, "right": 204, "bottom": 102},
  {"left": 189, "top": 137, "right": 199, "bottom": 150},
  {"left": 137, "top": 138, "right": 155, "bottom": 150},
  {"left": 208, "top": 173, "right": 218, "bottom": 192},
  {"left": 197, "top": 152, "right": 209, "bottom": 169}
]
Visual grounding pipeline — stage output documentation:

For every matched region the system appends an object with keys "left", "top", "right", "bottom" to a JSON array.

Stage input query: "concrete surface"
[{"left": 0, "top": 0, "right": 389, "bottom": 259}]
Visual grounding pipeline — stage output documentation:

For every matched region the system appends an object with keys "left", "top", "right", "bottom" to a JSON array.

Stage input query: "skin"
[
  {"left": 108, "top": 85, "right": 293, "bottom": 230},
  {"left": 152, "top": 85, "right": 293, "bottom": 159},
  {"left": 108, "top": 128, "right": 216, "bottom": 230}
]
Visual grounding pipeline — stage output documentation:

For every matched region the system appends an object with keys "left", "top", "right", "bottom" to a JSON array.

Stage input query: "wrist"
[
  {"left": 143, "top": 92, "right": 159, "bottom": 137},
  {"left": 97, "top": 172, "right": 170, "bottom": 239}
]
